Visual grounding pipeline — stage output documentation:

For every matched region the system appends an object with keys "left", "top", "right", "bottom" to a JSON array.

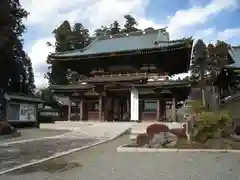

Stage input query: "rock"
[
  {"left": 136, "top": 133, "right": 150, "bottom": 147},
  {"left": 149, "top": 132, "right": 176, "bottom": 148},
  {"left": 0, "top": 121, "right": 17, "bottom": 135},
  {"left": 149, "top": 133, "right": 166, "bottom": 148}
]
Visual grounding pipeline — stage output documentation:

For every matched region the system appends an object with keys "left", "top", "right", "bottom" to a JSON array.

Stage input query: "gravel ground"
[
  {"left": 1, "top": 135, "right": 240, "bottom": 180},
  {"left": 0, "top": 129, "right": 70, "bottom": 144},
  {"left": 0, "top": 137, "right": 99, "bottom": 172}
]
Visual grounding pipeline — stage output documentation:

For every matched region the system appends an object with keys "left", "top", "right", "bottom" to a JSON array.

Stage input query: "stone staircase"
[{"left": 130, "top": 122, "right": 185, "bottom": 142}]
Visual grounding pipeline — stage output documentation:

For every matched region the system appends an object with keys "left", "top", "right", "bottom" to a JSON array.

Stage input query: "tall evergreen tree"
[
  {"left": 123, "top": 15, "right": 139, "bottom": 33},
  {"left": 46, "top": 20, "right": 73, "bottom": 85},
  {"left": 190, "top": 39, "right": 208, "bottom": 106},
  {"left": 23, "top": 55, "right": 36, "bottom": 94},
  {"left": 94, "top": 25, "right": 109, "bottom": 36},
  {"left": 0, "top": 0, "right": 28, "bottom": 117},
  {"left": 72, "top": 23, "right": 90, "bottom": 49},
  {"left": 109, "top": 21, "right": 121, "bottom": 35}
]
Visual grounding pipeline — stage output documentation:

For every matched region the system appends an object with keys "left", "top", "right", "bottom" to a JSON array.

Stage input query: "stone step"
[{"left": 130, "top": 134, "right": 137, "bottom": 141}]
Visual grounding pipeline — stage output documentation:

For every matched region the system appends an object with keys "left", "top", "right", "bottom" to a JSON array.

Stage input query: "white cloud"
[
  {"left": 27, "top": 37, "right": 55, "bottom": 88},
  {"left": 20, "top": 0, "right": 239, "bottom": 87},
  {"left": 167, "top": 0, "right": 237, "bottom": 38},
  {"left": 218, "top": 28, "right": 240, "bottom": 40}
]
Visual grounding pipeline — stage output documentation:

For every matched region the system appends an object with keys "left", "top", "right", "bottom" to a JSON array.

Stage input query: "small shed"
[{"left": 4, "top": 93, "right": 43, "bottom": 127}]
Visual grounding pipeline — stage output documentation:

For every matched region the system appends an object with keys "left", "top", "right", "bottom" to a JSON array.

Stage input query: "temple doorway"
[{"left": 105, "top": 92, "right": 130, "bottom": 122}]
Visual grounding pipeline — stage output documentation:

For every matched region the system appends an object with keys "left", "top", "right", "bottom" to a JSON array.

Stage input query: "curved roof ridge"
[
  {"left": 97, "top": 28, "right": 168, "bottom": 41},
  {"left": 51, "top": 28, "right": 171, "bottom": 56},
  {"left": 52, "top": 38, "right": 99, "bottom": 56}
]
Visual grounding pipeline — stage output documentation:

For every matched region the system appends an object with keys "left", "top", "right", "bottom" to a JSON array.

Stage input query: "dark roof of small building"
[
  {"left": 226, "top": 46, "right": 240, "bottom": 69},
  {"left": 50, "top": 28, "right": 193, "bottom": 59},
  {"left": 51, "top": 84, "right": 94, "bottom": 91},
  {"left": 5, "top": 93, "right": 43, "bottom": 103}
]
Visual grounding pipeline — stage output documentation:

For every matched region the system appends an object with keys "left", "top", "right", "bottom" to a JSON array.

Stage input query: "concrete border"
[
  {"left": 0, "top": 128, "right": 130, "bottom": 175},
  {"left": 117, "top": 144, "right": 240, "bottom": 153}
]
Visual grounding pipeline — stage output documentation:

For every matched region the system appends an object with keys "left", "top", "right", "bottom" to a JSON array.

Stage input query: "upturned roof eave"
[{"left": 49, "top": 38, "right": 193, "bottom": 60}]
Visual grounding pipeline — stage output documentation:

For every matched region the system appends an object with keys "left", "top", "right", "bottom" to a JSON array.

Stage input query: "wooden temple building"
[{"left": 49, "top": 29, "right": 194, "bottom": 122}]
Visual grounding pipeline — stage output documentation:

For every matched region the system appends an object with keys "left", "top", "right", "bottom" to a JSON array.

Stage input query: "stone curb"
[
  {"left": 0, "top": 131, "right": 21, "bottom": 141},
  {"left": 0, "top": 128, "right": 131, "bottom": 175},
  {"left": 117, "top": 145, "right": 240, "bottom": 153}
]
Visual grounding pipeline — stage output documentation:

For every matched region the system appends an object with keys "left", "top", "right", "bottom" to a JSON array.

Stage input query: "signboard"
[
  {"left": 130, "top": 89, "right": 139, "bottom": 121},
  {"left": 19, "top": 104, "right": 36, "bottom": 121}
]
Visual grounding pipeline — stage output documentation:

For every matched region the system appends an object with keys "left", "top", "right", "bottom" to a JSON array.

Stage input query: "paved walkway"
[
  {"left": 1, "top": 135, "right": 239, "bottom": 180},
  {"left": 0, "top": 122, "right": 134, "bottom": 174}
]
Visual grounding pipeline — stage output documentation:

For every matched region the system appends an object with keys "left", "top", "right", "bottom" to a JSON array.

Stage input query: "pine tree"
[
  {"left": 123, "top": 15, "right": 140, "bottom": 33},
  {"left": 0, "top": 0, "right": 29, "bottom": 117},
  {"left": 72, "top": 23, "right": 90, "bottom": 49},
  {"left": 46, "top": 20, "right": 73, "bottom": 85},
  {"left": 94, "top": 25, "right": 109, "bottom": 36},
  {"left": 23, "top": 55, "right": 36, "bottom": 94},
  {"left": 109, "top": 21, "right": 121, "bottom": 35}
]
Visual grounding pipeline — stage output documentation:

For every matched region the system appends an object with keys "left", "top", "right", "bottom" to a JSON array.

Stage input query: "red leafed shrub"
[
  {"left": 136, "top": 133, "right": 150, "bottom": 146},
  {"left": 0, "top": 121, "right": 16, "bottom": 135},
  {"left": 146, "top": 123, "right": 169, "bottom": 138}
]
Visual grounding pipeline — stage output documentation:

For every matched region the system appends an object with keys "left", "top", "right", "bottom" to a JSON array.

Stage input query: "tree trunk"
[{"left": 200, "top": 64, "right": 206, "bottom": 107}]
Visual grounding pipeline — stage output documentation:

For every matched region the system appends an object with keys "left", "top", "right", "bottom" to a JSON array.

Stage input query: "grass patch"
[{"left": 165, "top": 137, "right": 240, "bottom": 150}]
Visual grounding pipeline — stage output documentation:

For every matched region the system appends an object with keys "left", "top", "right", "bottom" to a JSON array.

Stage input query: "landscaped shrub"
[
  {"left": 146, "top": 123, "right": 169, "bottom": 138},
  {"left": 189, "top": 100, "right": 208, "bottom": 114},
  {"left": 136, "top": 133, "right": 150, "bottom": 146},
  {"left": 193, "top": 110, "right": 232, "bottom": 142},
  {"left": 0, "top": 121, "right": 16, "bottom": 135}
]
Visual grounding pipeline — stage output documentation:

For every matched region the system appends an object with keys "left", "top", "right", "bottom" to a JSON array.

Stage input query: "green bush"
[
  {"left": 193, "top": 111, "right": 232, "bottom": 142},
  {"left": 189, "top": 100, "right": 208, "bottom": 113}
]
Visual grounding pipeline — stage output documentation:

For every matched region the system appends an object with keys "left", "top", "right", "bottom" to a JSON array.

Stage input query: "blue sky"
[{"left": 20, "top": 0, "right": 240, "bottom": 88}]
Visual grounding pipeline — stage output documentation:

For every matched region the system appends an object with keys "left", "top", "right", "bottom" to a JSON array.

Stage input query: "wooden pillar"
[
  {"left": 83, "top": 101, "right": 88, "bottom": 121},
  {"left": 171, "top": 98, "right": 176, "bottom": 122},
  {"left": 104, "top": 96, "right": 109, "bottom": 122},
  {"left": 99, "top": 94, "right": 103, "bottom": 121},
  {"left": 68, "top": 97, "right": 72, "bottom": 121},
  {"left": 126, "top": 99, "right": 130, "bottom": 114},
  {"left": 79, "top": 99, "right": 83, "bottom": 121},
  {"left": 156, "top": 99, "right": 160, "bottom": 121},
  {"left": 160, "top": 100, "right": 166, "bottom": 120}
]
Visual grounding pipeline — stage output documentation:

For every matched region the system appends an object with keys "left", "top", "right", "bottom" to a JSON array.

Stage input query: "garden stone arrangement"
[
  {"left": 119, "top": 123, "right": 186, "bottom": 149},
  {"left": 118, "top": 100, "right": 240, "bottom": 152}
]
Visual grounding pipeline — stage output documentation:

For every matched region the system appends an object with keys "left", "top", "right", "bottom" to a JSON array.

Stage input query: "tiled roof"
[
  {"left": 51, "top": 84, "right": 94, "bottom": 91},
  {"left": 85, "top": 74, "right": 148, "bottom": 83},
  {"left": 51, "top": 29, "right": 192, "bottom": 58},
  {"left": 131, "top": 80, "right": 192, "bottom": 88},
  {"left": 226, "top": 46, "right": 240, "bottom": 68},
  {"left": 4, "top": 93, "right": 43, "bottom": 103}
]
